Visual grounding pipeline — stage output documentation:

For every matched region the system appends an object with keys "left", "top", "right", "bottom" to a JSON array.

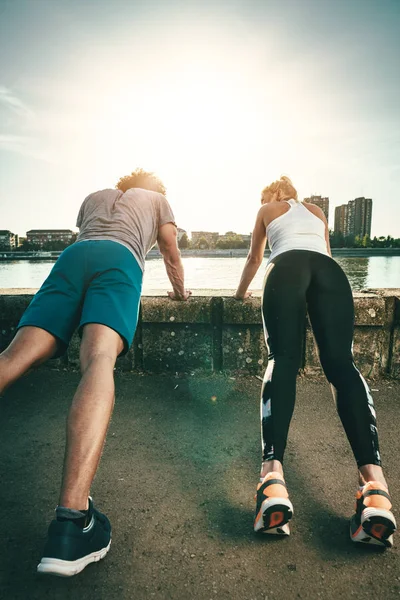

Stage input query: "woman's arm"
[{"left": 234, "top": 207, "right": 267, "bottom": 300}]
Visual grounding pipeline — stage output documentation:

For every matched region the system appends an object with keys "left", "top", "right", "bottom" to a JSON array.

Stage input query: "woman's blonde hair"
[{"left": 261, "top": 176, "right": 299, "bottom": 203}]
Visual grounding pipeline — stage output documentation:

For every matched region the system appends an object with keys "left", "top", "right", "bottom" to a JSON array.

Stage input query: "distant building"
[
  {"left": 334, "top": 197, "right": 372, "bottom": 238},
  {"left": 26, "top": 229, "right": 75, "bottom": 247},
  {"left": 304, "top": 195, "right": 329, "bottom": 223},
  {"left": 191, "top": 231, "right": 219, "bottom": 246},
  {"left": 346, "top": 197, "right": 372, "bottom": 238},
  {"left": 334, "top": 205, "right": 348, "bottom": 236},
  {"left": 352, "top": 197, "right": 372, "bottom": 238},
  {"left": 346, "top": 200, "right": 355, "bottom": 238},
  {"left": 0, "top": 230, "right": 18, "bottom": 250}
]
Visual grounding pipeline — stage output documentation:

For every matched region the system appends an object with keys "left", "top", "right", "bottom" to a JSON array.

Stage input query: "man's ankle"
[{"left": 56, "top": 504, "right": 91, "bottom": 528}]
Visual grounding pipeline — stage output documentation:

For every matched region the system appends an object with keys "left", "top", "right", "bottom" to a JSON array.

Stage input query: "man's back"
[{"left": 76, "top": 187, "right": 176, "bottom": 271}]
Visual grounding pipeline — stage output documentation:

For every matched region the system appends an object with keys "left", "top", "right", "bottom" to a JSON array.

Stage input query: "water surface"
[{"left": 0, "top": 256, "right": 398, "bottom": 291}]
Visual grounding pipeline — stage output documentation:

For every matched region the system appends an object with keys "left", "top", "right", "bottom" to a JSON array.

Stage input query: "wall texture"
[{"left": 0, "top": 289, "right": 399, "bottom": 378}]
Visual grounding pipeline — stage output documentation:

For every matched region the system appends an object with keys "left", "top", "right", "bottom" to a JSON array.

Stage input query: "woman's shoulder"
[
  {"left": 260, "top": 201, "right": 290, "bottom": 217},
  {"left": 302, "top": 201, "right": 327, "bottom": 223},
  {"left": 258, "top": 201, "right": 291, "bottom": 229},
  {"left": 259, "top": 201, "right": 287, "bottom": 215}
]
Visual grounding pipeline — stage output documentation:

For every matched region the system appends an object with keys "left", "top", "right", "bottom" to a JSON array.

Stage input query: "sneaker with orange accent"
[
  {"left": 350, "top": 481, "right": 396, "bottom": 548},
  {"left": 254, "top": 472, "right": 293, "bottom": 535}
]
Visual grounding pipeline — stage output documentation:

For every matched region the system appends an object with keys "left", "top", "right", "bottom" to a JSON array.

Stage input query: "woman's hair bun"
[{"left": 261, "top": 176, "right": 298, "bottom": 202}]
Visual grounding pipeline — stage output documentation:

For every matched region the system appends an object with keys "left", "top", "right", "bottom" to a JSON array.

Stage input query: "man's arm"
[
  {"left": 76, "top": 195, "right": 91, "bottom": 228},
  {"left": 157, "top": 223, "right": 191, "bottom": 301}
]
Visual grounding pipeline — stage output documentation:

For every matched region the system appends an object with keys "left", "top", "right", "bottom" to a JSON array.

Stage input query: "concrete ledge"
[{"left": 0, "top": 289, "right": 399, "bottom": 378}]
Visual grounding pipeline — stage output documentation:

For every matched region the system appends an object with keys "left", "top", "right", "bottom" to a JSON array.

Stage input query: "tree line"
[
  {"left": 178, "top": 232, "right": 249, "bottom": 249},
  {"left": 329, "top": 232, "right": 400, "bottom": 248},
  {"left": 2, "top": 232, "right": 399, "bottom": 252},
  {"left": 179, "top": 232, "right": 400, "bottom": 250}
]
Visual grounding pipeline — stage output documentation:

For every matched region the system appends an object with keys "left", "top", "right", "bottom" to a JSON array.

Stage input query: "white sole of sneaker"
[
  {"left": 262, "top": 523, "right": 291, "bottom": 536},
  {"left": 351, "top": 508, "right": 396, "bottom": 548},
  {"left": 350, "top": 521, "right": 394, "bottom": 547},
  {"left": 37, "top": 540, "right": 111, "bottom": 577},
  {"left": 361, "top": 507, "right": 397, "bottom": 529},
  {"left": 254, "top": 497, "right": 293, "bottom": 534}
]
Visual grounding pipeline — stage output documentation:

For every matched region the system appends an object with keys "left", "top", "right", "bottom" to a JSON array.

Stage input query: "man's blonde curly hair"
[
  {"left": 261, "top": 175, "right": 298, "bottom": 203},
  {"left": 116, "top": 168, "right": 166, "bottom": 195}
]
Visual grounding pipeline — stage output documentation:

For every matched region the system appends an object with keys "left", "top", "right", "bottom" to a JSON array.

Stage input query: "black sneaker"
[{"left": 37, "top": 498, "right": 111, "bottom": 576}]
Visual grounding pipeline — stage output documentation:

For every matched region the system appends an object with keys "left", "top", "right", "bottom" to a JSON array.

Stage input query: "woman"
[{"left": 234, "top": 176, "right": 396, "bottom": 547}]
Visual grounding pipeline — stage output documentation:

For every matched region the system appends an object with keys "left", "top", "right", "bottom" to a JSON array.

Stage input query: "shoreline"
[
  {"left": 0, "top": 247, "right": 399, "bottom": 261},
  {"left": 157, "top": 248, "right": 400, "bottom": 259}
]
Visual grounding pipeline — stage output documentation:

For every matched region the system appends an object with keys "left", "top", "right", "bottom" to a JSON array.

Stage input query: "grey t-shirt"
[{"left": 76, "top": 188, "right": 176, "bottom": 271}]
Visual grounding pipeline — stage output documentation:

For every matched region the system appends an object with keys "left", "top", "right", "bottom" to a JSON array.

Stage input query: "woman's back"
[{"left": 266, "top": 199, "right": 328, "bottom": 262}]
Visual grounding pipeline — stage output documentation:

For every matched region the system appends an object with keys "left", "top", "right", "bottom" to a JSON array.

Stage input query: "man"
[{"left": 0, "top": 168, "right": 191, "bottom": 576}]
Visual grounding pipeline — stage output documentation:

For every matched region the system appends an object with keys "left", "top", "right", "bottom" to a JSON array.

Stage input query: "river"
[{"left": 0, "top": 256, "right": 398, "bottom": 291}]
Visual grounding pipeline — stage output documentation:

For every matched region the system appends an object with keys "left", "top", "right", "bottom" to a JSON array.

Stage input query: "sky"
[{"left": 0, "top": 0, "right": 399, "bottom": 238}]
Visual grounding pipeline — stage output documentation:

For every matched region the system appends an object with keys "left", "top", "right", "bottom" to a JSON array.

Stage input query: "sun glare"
[{"left": 78, "top": 21, "right": 325, "bottom": 233}]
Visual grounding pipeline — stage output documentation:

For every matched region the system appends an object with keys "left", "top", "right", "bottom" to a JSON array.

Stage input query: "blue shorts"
[{"left": 18, "top": 240, "right": 143, "bottom": 356}]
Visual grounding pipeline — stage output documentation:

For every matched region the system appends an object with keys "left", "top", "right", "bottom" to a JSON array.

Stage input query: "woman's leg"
[
  {"left": 260, "top": 252, "right": 310, "bottom": 475},
  {"left": 306, "top": 254, "right": 383, "bottom": 476},
  {"left": 307, "top": 253, "right": 395, "bottom": 546},
  {"left": 255, "top": 252, "right": 311, "bottom": 534}
]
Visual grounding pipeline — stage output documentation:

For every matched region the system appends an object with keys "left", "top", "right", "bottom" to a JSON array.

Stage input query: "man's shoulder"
[
  {"left": 123, "top": 187, "right": 166, "bottom": 201},
  {"left": 85, "top": 188, "right": 120, "bottom": 200}
]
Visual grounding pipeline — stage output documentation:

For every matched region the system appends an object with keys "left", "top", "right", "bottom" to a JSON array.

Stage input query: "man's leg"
[
  {"left": 59, "top": 323, "right": 124, "bottom": 510},
  {"left": 0, "top": 326, "right": 58, "bottom": 394},
  {"left": 58, "top": 244, "right": 142, "bottom": 510}
]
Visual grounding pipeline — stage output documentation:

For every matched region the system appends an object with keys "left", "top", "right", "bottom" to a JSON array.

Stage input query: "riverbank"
[
  {"left": 1, "top": 247, "right": 400, "bottom": 261},
  {"left": 0, "top": 251, "right": 59, "bottom": 261},
  {"left": 173, "top": 248, "right": 400, "bottom": 259}
]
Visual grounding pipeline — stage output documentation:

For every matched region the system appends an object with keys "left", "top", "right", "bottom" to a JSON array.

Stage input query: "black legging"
[{"left": 261, "top": 250, "right": 381, "bottom": 468}]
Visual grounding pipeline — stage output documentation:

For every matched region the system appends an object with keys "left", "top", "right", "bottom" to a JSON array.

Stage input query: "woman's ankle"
[
  {"left": 358, "top": 464, "right": 388, "bottom": 489},
  {"left": 260, "top": 460, "right": 284, "bottom": 479}
]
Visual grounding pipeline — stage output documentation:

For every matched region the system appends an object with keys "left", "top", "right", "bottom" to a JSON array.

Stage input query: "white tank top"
[{"left": 266, "top": 199, "right": 329, "bottom": 263}]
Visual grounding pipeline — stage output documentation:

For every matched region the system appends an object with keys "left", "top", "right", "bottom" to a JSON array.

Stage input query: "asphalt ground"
[{"left": 0, "top": 371, "right": 399, "bottom": 600}]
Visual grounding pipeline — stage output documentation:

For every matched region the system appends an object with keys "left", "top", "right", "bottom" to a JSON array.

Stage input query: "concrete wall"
[{"left": 0, "top": 289, "right": 399, "bottom": 378}]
